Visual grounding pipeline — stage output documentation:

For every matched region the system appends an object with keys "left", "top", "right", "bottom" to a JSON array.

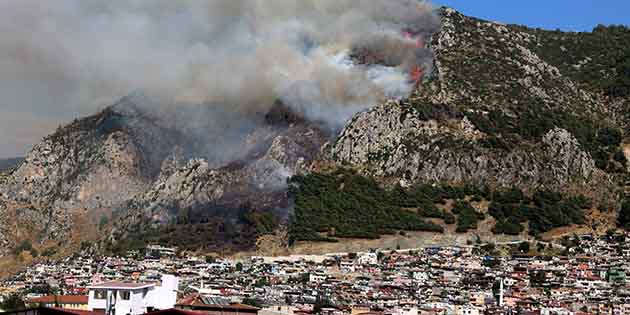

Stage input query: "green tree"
[
  {"left": 313, "top": 294, "right": 334, "bottom": 315},
  {"left": 14, "top": 240, "right": 32, "bottom": 255},
  {"left": 518, "top": 241, "right": 530, "bottom": 253},
  {"left": 618, "top": 200, "right": 630, "bottom": 229},
  {"left": 254, "top": 277, "right": 269, "bottom": 288},
  {"left": 42, "top": 247, "right": 57, "bottom": 257},
  {"left": 205, "top": 255, "right": 216, "bottom": 264},
  {"left": 99, "top": 215, "right": 109, "bottom": 230},
  {"left": 0, "top": 293, "right": 25, "bottom": 311},
  {"left": 596, "top": 127, "right": 622, "bottom": 146}
]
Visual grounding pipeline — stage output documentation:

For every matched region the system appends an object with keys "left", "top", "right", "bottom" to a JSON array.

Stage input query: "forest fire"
[
  {"left": 351, "top": 27, "right": 429, "bottom": 86},
  {"left": 409, "top": 65, "right": 424, "bottom": 85}
]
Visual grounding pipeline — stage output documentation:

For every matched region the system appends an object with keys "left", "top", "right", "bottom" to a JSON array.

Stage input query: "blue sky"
[{"left": 433, "top": 1, "right": 629, "bottom": 32}]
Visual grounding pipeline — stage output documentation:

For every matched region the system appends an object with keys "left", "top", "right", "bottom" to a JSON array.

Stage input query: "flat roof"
[{"left": 88, "top": 281, "right": 155, "bottom": 290}]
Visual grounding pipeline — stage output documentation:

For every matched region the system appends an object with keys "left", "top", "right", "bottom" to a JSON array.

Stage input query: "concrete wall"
[
  {"left": 88, "top": 289, "right": 106, "bottom": 311},
  {"left": 88, "top": 275, "right": 178, "bottom": 315},
  {"left": 147, "top": 275, "right": 178, "bottom": 311}
]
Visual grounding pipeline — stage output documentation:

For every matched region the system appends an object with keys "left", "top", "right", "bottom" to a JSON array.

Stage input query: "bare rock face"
[
  {"left": 105, "top": 106, "right": 328, "bottom": 251},
  {"left": 332, "top": 99, "right": 606, "bottom": 193},
  {"left": 540, "top": 128, "right": 597, "bottom": 184},
  {"left": 0, "top": 93, "right": 328, "bottom": 255},
  {"left": 0, "top": 95, "right": 185, "bottom": 254}
]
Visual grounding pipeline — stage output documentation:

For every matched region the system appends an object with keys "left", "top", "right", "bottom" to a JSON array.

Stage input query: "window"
[
  {"left": 120, "top": 291, "right": 131, "bottom": 300},
  {"left": 94, "top": 290, "right": 107, "bottom": 300}
]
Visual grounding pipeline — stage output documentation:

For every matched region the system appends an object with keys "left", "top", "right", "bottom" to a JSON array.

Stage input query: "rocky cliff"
[{"left": 333, "top": 101, "right": 604, "bottom": 191}]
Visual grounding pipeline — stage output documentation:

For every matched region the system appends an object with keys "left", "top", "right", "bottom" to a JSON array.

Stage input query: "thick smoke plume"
[{"left": 0, "top": 0, "right": 440, "bottom": 158}]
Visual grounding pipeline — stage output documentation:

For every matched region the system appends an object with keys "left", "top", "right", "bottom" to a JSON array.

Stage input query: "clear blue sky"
[{"left": 433, "top": 1, "right": 629, "bottom": 32}]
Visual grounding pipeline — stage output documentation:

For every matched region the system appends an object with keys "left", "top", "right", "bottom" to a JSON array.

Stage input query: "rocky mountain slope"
[
  {"left": 0, "top": 95, "right": 328, "bottom": 258},
  {"left": 294, "top": 9, "right": 630, "bottom": 245},
  {"left": 2, "top": 8, "right": 630, "bottom": 261},
  {"left": 333, "top": 8, "right": 629, "bottom": 204}
]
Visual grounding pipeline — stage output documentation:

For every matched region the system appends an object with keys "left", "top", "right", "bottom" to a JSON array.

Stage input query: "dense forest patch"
[{"left": 288, "top": 169, "right": 591, "bottom": 243}]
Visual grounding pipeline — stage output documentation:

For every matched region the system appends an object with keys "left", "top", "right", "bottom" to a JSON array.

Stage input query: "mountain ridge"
[
  {"left": 0, "top": 158, "right": 23, "bottom": 171},
  {"left": 1, "top": 7, "right": 630, "bottom": 268}
]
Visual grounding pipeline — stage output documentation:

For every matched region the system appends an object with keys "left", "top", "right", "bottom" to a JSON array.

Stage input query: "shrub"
[
  {"left": 452, "top": 201, "right": 484, "bottom": 233},
  {"left": 99, "top": 215, "right": 109, "bottom": 230},
  {"left": 618, "top": 200, "right": 630, "bottom": 230},
  {"left": 0, "top": 293, "right": 25, "bottom": 311},
  {"left": 518, "top": 241, "right": 530, "bottom": 253},
  {"left": 597, "top": 127, "right": 623, "bottom": 146},
  {"left": 493, "top": 218, "right": 524, "bottom": 235},
  {"left": 14, "top": 240, "right": 32, "bottom": 255}
]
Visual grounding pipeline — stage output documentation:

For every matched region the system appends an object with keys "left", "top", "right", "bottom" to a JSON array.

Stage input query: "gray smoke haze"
[{"left": 0, "top": 0, "right": 440, "bottom": 159}]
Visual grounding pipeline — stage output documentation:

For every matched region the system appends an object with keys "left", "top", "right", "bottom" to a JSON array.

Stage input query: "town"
[{"left": 1, "top": 232, "right": 630, "bottom": 315}]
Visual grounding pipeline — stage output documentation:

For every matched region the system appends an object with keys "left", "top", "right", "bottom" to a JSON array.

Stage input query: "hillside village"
[{"left": 2, "top": 233, "right": 630, "bottom": 315}]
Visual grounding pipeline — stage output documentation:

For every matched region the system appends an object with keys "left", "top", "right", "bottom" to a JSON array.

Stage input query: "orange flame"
[{"left": 409, "top": 65, "right": 423, "bottom": 85}]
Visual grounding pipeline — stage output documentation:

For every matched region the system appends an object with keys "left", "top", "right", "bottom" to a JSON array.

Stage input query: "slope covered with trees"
[{"left": 289, "top": 169, "right": 590, "bottom": 242}]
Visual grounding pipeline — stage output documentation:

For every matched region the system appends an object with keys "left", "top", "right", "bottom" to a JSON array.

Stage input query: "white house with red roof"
[{"left": 87, "top": 275, "right": 179, "bottom": 315}]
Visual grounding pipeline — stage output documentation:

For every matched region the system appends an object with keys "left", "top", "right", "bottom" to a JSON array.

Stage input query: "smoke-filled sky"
[{"left": 0, "top": 0, "right": 439, "bottom": 159}]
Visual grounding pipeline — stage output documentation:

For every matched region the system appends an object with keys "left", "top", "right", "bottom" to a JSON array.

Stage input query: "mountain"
[
  {"left": 2, "top": 8, "right": 630, "bottom": 263},
  {"left": 333, "top": 8, "right": 627, "bottom": 201},
  {"left": 0, "top": 158, "right": 23, "bottom": 171},
  {"left": 0, "top": 95, "right": 328, "bottom": 259},
  {"left": 291, "top": 8, "right": 630, "bottom": 244}
]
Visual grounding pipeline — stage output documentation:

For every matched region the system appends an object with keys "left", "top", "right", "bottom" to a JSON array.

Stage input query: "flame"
[
  {"left": 409, "top": 65, "right": 423, "bottom": 85},
  {"left": 401, "top": 28, "right": 425, "bottom": 84}
]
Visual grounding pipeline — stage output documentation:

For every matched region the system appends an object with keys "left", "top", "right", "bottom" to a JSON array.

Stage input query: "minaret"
[{"left": 499, "top": 277, "right": 504, "bottom": 307}]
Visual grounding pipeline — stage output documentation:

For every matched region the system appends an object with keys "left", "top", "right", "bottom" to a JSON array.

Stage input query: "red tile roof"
[
  {"left": 27, "top": 296, "right": 89, "bottom": 305},
  {"left": 146, "top": 309, "right": 208, "bottom": 315},
  {"left": 46, "top": 307, "right": 105, "bottom": 315}
]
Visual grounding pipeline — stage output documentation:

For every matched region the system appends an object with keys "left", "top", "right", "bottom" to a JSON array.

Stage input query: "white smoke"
[{"left": 0, "top": 0, "right": 440, "bottom": 156}]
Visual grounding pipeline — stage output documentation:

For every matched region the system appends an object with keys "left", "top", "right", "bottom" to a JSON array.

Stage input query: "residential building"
[{"left": 87, "top": 275, "right": 178, "bottom": 315}]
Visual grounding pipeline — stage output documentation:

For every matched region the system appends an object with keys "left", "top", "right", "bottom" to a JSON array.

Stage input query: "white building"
[
  {"left": 146, "top": 245, "right": 177, "bottom": 257},
  {"left": 357, "top": 252, "right": 378, "bottom": 266},
  {"left": 390, "top": 306, "right": 418, "bottom": 315},
  {"left": 412, "top": 271, "right": 429, "bottom": 283},
  {"left": 454, "top": 305, "right": 480, "bottom": 315},
  {"left": 309, "top": 273, "right": 327, "bottom": 283},
  {"left": 88, "top": 274, "right": 179, "bottom": 315}
]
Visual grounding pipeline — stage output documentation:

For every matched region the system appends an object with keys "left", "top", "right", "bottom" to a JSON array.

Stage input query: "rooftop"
[
  {"left": 87, "top": 281, "right": 155, "bottom": 290},
  {"left": 176, "top": 294, "right": 259, "bottom": 311}
]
